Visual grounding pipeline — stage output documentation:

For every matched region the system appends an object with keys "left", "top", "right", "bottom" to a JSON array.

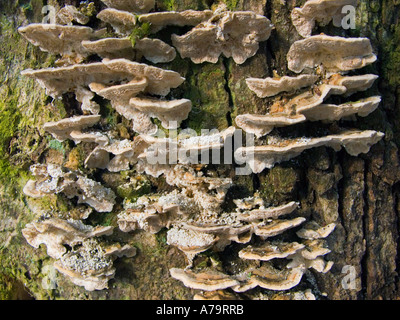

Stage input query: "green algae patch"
[
  {"left": 129, "top": 21, "right": 152, "bottom": 47},
  {"left": 220, "top": 0, "right": 239, "bottom": 10},
  {"left": 259, "top": 166, "right": 299, "bottom": 205},
  {"left": 116, "top": 177, "right": 152, "bottom": 202},
  {"left": 184, "top": 60, "right": 230, "bottom": 133},
  {"left": 157, "top": 0, "right": 179, "bottom": 11}
]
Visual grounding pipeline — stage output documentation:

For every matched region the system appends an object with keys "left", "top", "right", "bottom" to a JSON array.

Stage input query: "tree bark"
[{"left": 0, "top": 0, "right": 400, "bottom": 300}]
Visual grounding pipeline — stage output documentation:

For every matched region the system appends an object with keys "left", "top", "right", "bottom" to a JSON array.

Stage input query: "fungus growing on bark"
[
  {"left": 139, "top": 10, "right": 213, "bottom": 33},
  {"left": 52, "top": 238, "right": 126, "bottom": 291},
  {"left": 56, "top": 5, "right": 91, "bottom": 25},
  {"left": 291, "top": 0, "right": 358, "bottom": 38},
  {"left": 328, "top": 73, "right": 379, "bottom": 97},
  {"left": 97, "top": 8, "right": 137, "bottom": 35},
  {"left": 82, "top": 38, "right": 136, "bottom": 59},
  {"left": 170, "top": 264, "right": 306, "bottom": 292},
  {"left": 22, "top": 218, "right": 113, "bottom": 259},
  {"left": 18, "top": 24, "right": 96, "bottom": 65},
  {"left": 43, "top": 115, "right": 101, "bottom": 142},
  {"left": 238, "top": 242, "right": 305, "bottom": 261},
  {"left": 232, "top": 265, "right": 305, "bottom": 292},
  {"left": 171, "top": 9, "right": 273, "bottom": 64},
  {"left": 298, "top": 96, "right": 381, "bottom": 121},
  {"left": 22, "top": 59, "right": 185, "bottom": 117},
  {"left": 166, "top": 226, "right": 218, "bottom": 261},
  {"left": 22, "top": 59, "right": 185, "bottom": 99},
  {"left": 101, "top": 0, "right": 155, "bottom": 13},
  {"left": 129, "top": 97, "right": 192, "bottom": 129},
  {"left": 89, "top": 79, "right": 148, "bottom": 103},
  {"left": 82, "top": 37, "right": 176, "bottom": 63},
  {"left": 23, "top": 164, "right": 116, "bottom": 212},
  {"left": 235, "top": 130, "right": 384, "bottom": 173},
  {"left": 235, "top": 114, "right": 306, "bottom": 138},
  {"left": 246, "top": 75, "right": 319, "bottom": 98},
  {"left": 287, "top": 35, "right": 377, "bottom": 73},
  {"left": 170, "top": 268, "right": 240, "bottom": 291},
  {"left": 17, "top": 0, "right": 382, "bottom": 299},
  {"left": 296, "top": 221, "right": 336, "bottom": 239}
]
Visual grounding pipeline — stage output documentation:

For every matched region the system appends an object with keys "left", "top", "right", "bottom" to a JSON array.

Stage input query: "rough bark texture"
[{"left": 0, "top": 0, "right": 400, "bottom": 300}]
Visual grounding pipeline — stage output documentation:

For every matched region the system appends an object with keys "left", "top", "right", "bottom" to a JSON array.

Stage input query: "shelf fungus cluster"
[
  {"left": 236, "top": 1, "right": 383, "bottom": 175},
  {"left": 165, "top": 198, "right": 335, "bottom": 294},
  {"left": 18, "top": 1, "right": 191, "bottom": 291},
  {"left": 19, "top": 0, "right": 382, "bottom": 300}
]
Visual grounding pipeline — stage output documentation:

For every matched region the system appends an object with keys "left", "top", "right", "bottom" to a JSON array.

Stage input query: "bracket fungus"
[
  {"left": 232, "top": 265, "right": 306, "bottom": 292},
  {"left": 170, "top": 264, "right": 306, "bottom": 293},
  {"left": 134, "top": 38, "right": 177, "bottom": 64},
  {"left": 43, "top": 115, "right": 102, "bottom": 142},
  {"left": 235, "top": 114, "right": 306, "bottom": 138},
  {"left": 170, "top": 268, "right": 240, "bottom": 291},
  {"left": 296, "top": 222, "right": 337, "bottom": 240},
  {"left": 299, "top": 96, "right": 381, "bottom": 122},
  {"left": 82, "top": 37, "right": 176, "bottom": 63},
  {"left": 97, "top": 8, "right": 137, "bottom": 35},
  {"left": 171, "top": 8, "right": 274, "bottom": 64},
  {"left": 56, "top": 5, "right": 91, "bottom": 26},
  {"left": 328, "top": 73, "right": 379, "bottom": 97},
  {"left": 82, "top": 38, "right": 136, "bottom": 59},
  {"left": 246, "top": 75, "right": 319, "bottom": 98},
  {"left": 235, "top": 130, "right": 384, "bottom": 173},
  {"left": 101, "top": 59, "right": 185, "bottom": 97},
  {"left": 84, "top": 138, "right": 147, "bottom": 172},
  {"left": 287, "top": 35, "right": 377, "bottom": 73},
  {"left": 101, "top": 0, "right": 155, "bottom": 14},
  {"left": 238, "top": 55, "right": 381, "bottom": 137},
  {"left": 139, "top": 10, "right": 213, "bottom": 33},
  {"left": 235, "top": 201, "right": 299, "bottom": 222},
  {"left": 53, "top": 238, "right": 135, "bottom": 291},
  {"left": 24, "top": 164, "right": 116, "bottom": 212},
  {"left": 166, "top": 227, "right": 218, "bottom": 261},
  {"left": 291, "top": 0, "right": 358, "bottom": 38},
  {"left": 129, "top": 97, "right": 192, "bottom": 129},
  {"left": 238, "top": 242, "right": 305, "bottom": 261},
  {"left": 18, "top": 24, "right": 96, "bottom": 65},
  {"left": 22, "top": 219, "right": 136, "bottom": 291},
  {"left": 22, "top": 218, "right": 113, "bottom": 259},
  {"left": 22, "top": 58, "right": 185, "bottom": 100},
  {"left": 236, "top": 86, "right": 380, "bottom": 138},
  {"left": 17, "top": 0, "right": 383, "bottom": 299},
  {"left": 137, "top": 127, "right": 236, "bottom": 168},
  {"left": 22, "top": 59, "right": 185, "bottom": 117}
]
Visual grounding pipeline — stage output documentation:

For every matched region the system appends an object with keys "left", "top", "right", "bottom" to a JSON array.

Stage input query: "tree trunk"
[{"left": 0, "top": 0, "right": 399, "bottom": 300}]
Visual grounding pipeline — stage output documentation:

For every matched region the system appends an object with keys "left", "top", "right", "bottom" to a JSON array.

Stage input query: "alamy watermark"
[
  {"left": 341, "top": 5, "right": 356, "bottom": 30},
  {"left": 144, "top": 126, "right": 255, "bottom": 176},
  {"left": 42, "top": 5, "right": 56, "bottom": 28},
  {"left": 41, "top": 264, "right": 57, "bottom": 290},
  {"left": 341, "top": 265, "right": 359, "bottom": 290}
]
